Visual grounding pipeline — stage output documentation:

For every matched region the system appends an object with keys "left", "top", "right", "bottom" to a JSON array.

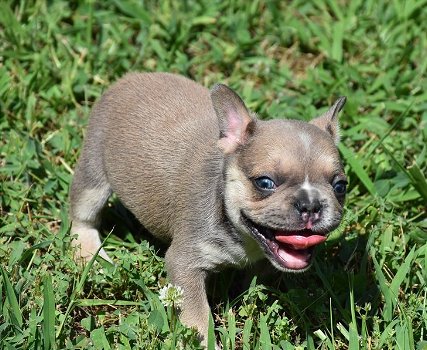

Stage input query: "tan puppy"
[{"left": 69, "top": 73, "right": 347, "bottom": 343}]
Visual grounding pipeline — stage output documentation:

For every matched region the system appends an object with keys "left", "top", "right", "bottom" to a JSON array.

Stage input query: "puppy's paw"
[{"left": 71, "top": 226, "right": 113, "bottom": 264}]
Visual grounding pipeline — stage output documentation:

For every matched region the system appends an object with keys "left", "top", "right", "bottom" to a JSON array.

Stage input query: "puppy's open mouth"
[{"left": 242, "top": 214, "right": 327, "bottom": 271}]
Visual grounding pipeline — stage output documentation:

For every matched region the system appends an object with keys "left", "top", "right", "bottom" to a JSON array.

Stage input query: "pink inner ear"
[
  {"left": 218, "top": 109, "right": 245, "bottom": 153},
  {"left": 226, "top": 110, "right": 243, "bottom": 140}
]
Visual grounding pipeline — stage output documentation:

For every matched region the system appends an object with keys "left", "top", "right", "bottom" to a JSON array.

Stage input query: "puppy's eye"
[
  {"left": 254, "top": 177, "right": 276, "bottom": 191},
  {"left": 333, "top": 180, "right": 347, "bottom": 195}
]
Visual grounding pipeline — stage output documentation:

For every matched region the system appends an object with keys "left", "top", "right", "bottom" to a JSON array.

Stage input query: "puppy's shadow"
[{"left": 100, "top": 196, "right": 168, "bottom": 256}]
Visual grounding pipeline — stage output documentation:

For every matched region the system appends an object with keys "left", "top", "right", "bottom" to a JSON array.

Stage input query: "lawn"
[{"left": 0, "top": 0, "right": 426, "bottom": 349}]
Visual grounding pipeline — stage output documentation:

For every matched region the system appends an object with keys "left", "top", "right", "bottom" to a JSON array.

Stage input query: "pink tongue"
[
  {"left": 277, "top": 247, "right": 311, "bottom": 270},
  {"left": 275, "top": 234, "right": 326, "bottom": 249}
]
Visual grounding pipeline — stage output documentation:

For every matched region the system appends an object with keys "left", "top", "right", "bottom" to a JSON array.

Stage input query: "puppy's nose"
[{"left": 294, "top": 198, "right": 322, "bottom": 226}]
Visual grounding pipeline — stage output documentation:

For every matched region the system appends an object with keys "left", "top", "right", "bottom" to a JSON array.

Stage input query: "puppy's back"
[{"left": 80, "top": 73, "right": 221, "bottom": 240}]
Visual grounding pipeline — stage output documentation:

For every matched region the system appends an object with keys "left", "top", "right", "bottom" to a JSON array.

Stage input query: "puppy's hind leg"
[{"left": 69, "top": 159, "right": 112, "bottom": 263}]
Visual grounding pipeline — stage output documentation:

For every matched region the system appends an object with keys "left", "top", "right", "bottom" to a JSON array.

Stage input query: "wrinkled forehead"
[{"left": 241, "top": 120, "right": 343, "bottom": 182}]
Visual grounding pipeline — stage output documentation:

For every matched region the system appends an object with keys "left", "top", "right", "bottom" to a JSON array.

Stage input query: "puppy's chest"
[{"left": 197, "top": 233, "right": 264, "bottom": 270}]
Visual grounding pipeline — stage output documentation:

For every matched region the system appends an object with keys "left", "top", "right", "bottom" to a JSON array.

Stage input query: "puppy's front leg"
[{"left": 165, "top": 244, "right": 211, "bottom": 345}]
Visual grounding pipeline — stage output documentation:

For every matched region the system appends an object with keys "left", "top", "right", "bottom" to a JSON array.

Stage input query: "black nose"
[{"left": 294, "top": 198, "right": 322, "bottom": 223}]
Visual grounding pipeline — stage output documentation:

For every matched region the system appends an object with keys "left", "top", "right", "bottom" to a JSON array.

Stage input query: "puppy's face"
[
  {"left": 224, "top": 120, "right": 346, "bottom": 271},
  {"left": 210, "top": 84, "right": 347, "bottom": 272}
]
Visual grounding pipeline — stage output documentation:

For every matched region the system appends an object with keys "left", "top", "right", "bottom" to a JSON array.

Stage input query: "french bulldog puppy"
[{"left": 69, "top": 72, "right": 347, "bottom": 344}]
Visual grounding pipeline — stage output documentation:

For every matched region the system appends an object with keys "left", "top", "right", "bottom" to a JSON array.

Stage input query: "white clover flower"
[{"left": 159, "top": 283, "right": 184, "bottom": 308}]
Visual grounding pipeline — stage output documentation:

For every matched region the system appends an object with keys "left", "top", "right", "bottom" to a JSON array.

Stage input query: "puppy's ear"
[
  {"left": 211, "top": 84, "right": 255, "bottom": 154},
  {"left": 310, "top": 97, "right": 346, "bottom": 144}
]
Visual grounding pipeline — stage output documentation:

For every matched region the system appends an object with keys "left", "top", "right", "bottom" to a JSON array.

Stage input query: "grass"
[{"left": 0, "top": 0, "right": 426, "bottom": 349}]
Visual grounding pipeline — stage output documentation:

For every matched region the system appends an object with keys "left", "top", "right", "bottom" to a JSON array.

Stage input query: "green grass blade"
[
  {"left": 27, "top": 307, "right": 40, "bottom": 348},
  {"left": 134, "top": 280, "right": 169, "bottom": 333},
  {"left": 366, "top": 101, "right": 414, "bottom": 157},
  {"left": 349, "top": 274, "right": 357, "bottom": 326},
  {"left": 407, "top": 162, "right": 427, "bottom": 202},
  {"left": 377, "top": 320, "right": 399, "bottom": 349},
  {"left": 227, "top": 310, "right": 236, "bottom": 350},
  {"left": 338, "top": 144, "right": 377, "bottom": 196},
  {"left": 19, "top": 240, "right": 53, "bottom": 265},
  {"left": 207, "top": 312, "right": 216, "bottom": 350},
  {"left": 348, "top": 322, "right": 360, "bottom": 350},
  {"left": 306, "top": 333, "right": 316, "bottom": 350},
  {"left": 74, "top": 299, "right": 145, "bottom": 307},
  {"left": 329, "top": 298, "right": 335, "bottom": 347},
  {"left": 259, "top": 313, "right": 272, "bottom": 350},
  {"left": 389, "top": 247, "right": 417, "bottom": 306},
  {"left": 336, "top": 322, "right": 349, "bottom": 340},
  {"left": 56, "top": 232, "right": 112, "bottom": 339},
  {"left": 0, "top": 3, "right": 22, "bottom": 46},
  {"left": 331, "top": 20, "right": 344, "bottom": 62},
  {"left": 91, "top": 327, "right": 112, "bottom": 350},
  {"left": 0, "top": 266, "right": 23, "bottom": 328},
  {"left": 348, "top": 274, "right": 360, "bottom": 350},
  {"left": 242, "top": 318, "right": 253, "bottom": 350},
  {"left": 371, "top": 252, "right": 392, "bottom": 322},
  {"left": 313, "top": 329, "right": 334, "bottom": 349},
  {"left": 381, "top": 144, "right": 427, "bottom": 202},
  {"left": 396, "top": 323, "right": 412, "bottom": 350},
  {"left": 43, "top": 274, "right": 56, "bottom": 350}
]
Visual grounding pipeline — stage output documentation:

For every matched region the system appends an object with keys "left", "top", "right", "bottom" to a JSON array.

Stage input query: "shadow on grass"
[{"left": 100, "top": 196, "right": 169, "bottom": 256}]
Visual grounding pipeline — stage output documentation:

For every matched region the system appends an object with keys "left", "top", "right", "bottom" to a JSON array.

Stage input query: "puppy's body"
[{"left": 70, "top": 72, "right": 347, "bottom": 343}]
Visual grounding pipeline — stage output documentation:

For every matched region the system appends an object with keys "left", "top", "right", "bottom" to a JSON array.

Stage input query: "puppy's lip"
[
  {"left": 275, "top": 231, "right": 327, "bottom": 250},
  {"left": 240, "top": 212, "right": 327, "bottom": 271}
]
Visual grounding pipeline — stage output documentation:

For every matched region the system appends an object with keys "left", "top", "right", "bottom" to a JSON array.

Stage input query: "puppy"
[{"left": 69, "top": 72, "right": 347, "bottom": 343}]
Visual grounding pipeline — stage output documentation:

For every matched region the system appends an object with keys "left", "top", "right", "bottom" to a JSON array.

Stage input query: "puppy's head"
[{"left": 211, "top": 84, "right": 347, "bottom": 272}]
